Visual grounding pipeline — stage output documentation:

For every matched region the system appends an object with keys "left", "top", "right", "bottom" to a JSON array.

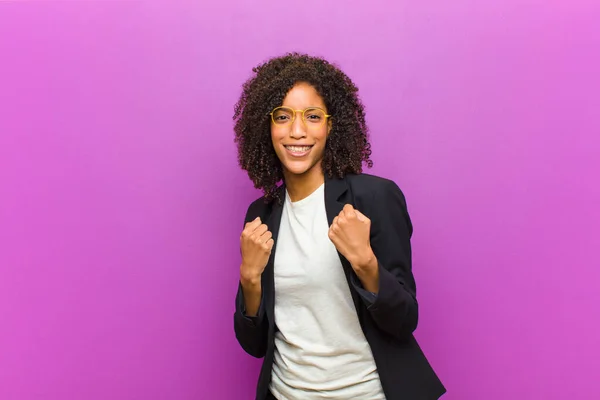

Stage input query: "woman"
[{"left": 232, "top": 53, "right": 445, "bottom": 400}]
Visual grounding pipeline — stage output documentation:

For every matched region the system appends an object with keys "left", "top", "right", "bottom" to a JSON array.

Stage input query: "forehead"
[{"left": 281, "top": 82, "right": 326, "bottom": 108}]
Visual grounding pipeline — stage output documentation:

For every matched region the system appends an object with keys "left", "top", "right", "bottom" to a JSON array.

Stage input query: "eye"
[
  {"left": 272, "top": 109, "right": 293, "bottom": 123},
  {"left": 305, "top": 108, "right": 325, "bottom": 123}
]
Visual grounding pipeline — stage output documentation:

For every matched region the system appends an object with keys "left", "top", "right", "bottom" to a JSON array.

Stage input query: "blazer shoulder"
[
  {"left": 346, "top": 173, "right": 412, "bottom": 232},
  {"left": 243, "top": 195, "right": 273, "bottom": 224},
  {"left": 346, "top": 172, "right": 405, "bottom": 198}
]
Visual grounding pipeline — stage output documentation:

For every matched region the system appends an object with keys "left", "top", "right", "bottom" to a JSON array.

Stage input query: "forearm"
[
  {"left": 350, "top": 249, "right": 418, "bottom": 340},
  {"left": 240, "top": 271, "right": 262, "bottom": 317},
  {"left": 351, "top": 248, "right": 379, "bottom": 293},
  {"left": 234, "top": 278, "right": 268, "bottom": 358}
]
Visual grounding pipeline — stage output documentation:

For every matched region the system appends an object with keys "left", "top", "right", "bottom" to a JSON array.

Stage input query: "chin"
[
  {"left": 283, "top": 163, "right": 311, "bottom": 176},
  {"left": 282, "top": 158, "right": 323, "bottom": 177}
]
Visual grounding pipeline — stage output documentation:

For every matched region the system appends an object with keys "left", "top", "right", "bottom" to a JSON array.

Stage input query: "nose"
[{"left": 290, "top": 112, "right": 307, "bottom": 139}]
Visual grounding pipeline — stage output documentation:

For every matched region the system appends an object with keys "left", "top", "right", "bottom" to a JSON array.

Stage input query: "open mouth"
[{"left": 284, "top": 145, "right": 313, "bottom": 156}]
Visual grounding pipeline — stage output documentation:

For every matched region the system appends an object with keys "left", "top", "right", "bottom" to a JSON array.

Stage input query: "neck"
[{"left": 283, "top": 165, "right": 325, "bottom": 203}]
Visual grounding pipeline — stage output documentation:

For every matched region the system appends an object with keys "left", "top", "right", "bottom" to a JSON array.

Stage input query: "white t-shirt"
[{"left": 269, "top": 183, "right": 385, "bottom": 400}]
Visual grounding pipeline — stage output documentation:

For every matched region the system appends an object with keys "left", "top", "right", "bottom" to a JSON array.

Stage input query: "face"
[{"left": 270, "top": 82, "right": 332, "bottom": 180}]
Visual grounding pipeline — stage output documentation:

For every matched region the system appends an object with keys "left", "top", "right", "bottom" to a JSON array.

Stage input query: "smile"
[{"left": 284, "top": 145, "right": 313, "bottom": 157}]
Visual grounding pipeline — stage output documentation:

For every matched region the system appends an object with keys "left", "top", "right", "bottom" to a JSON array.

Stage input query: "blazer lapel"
[
  {"left": 324, "top": 176, "right": 362, "bottom": 311},
  {"left": 324, "top": 176, "right": 347, "bottom": 227},
  {"left": 263, "top": 185, "right": 285, "bottom": 324}
]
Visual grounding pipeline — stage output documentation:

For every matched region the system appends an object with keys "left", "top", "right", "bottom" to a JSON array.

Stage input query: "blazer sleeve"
[
  {"left": 351, "top": 179, "right": 418, "bottom": 341},
  {"left": 233, "top": 202, "right": 269, "bottom": 358}
]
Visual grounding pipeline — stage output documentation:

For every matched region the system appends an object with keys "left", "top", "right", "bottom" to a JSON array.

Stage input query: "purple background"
[{"left": 1, "top": 1, "right": 599, "bottom": 399}]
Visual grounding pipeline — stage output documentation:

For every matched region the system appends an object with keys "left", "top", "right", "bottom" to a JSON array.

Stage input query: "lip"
[{"left": 283, "top": 144, "right": 314, "bottom": 158}]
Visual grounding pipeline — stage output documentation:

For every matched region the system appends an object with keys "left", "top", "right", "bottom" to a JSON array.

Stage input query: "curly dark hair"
[{"left": 233, "top": 52, "right": 373, "bottom": 203}]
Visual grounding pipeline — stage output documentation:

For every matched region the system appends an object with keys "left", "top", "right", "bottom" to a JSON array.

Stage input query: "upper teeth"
[{"left": 286, "top": 146, "right": 311, "bottom": 152}]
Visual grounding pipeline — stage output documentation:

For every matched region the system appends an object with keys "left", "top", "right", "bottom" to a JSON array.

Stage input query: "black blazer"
[{"left": 234, "top": 173, "right": 446, "bottom": 400}]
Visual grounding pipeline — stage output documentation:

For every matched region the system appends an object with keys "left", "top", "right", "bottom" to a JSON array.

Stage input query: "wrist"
[
  {"left": 240, "top": 265, "right": 262, "bottom": 288},
  {"left": 352, "top": 247, "right": 378, "bottom": 274},
  {"left": 352, "top": 248, "right": 379, "bottom": 293}
]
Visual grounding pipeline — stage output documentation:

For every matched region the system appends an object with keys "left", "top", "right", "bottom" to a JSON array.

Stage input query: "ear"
[{"left": 327, "top": 119, "right": 333, "bottom": 136}]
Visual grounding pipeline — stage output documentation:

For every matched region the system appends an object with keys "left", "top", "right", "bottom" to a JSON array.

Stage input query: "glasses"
[{"left": 269, "top": 106, "right": 331, "bottom": 128}]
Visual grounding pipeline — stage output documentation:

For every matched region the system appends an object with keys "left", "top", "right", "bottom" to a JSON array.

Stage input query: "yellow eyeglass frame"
[{"left": 269, "top": 106, "right": 332, "bottom": 128}]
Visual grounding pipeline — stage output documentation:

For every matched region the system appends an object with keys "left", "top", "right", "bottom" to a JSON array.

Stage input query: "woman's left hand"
[{"left": 328, "top": 204, "right": 377, "bottom": 274}]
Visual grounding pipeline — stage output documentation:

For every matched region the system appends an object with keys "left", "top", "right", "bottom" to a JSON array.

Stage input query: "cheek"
[
  {"left": 270, "top": 130, "right": 280, "bottom": 150},
  {"left": 271, "top": 128, "right": 285, "bottom": 143},
  {"left": 314, "top": 129, "right": 329, "bottom": 146},
  {"left": 271, "top": 129, "right": 287, "bottom": 159}
]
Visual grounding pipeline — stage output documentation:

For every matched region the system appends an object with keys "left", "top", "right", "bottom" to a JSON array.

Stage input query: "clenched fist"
[
  {"left": 328, "top": 204, "right": 376, "bottom": 274},
  {"left": 240, "top": 217, "right": 274, "bottom": 285}
]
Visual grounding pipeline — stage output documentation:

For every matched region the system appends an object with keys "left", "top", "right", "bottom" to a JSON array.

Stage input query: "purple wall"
[{"left": 1, "top": 1, "right": 598, "bottom": 399}]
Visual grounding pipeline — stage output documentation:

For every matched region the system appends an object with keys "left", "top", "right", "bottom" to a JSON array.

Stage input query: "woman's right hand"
[{"left": 240, "top": 217, "right": 273, "bottom": 285}]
